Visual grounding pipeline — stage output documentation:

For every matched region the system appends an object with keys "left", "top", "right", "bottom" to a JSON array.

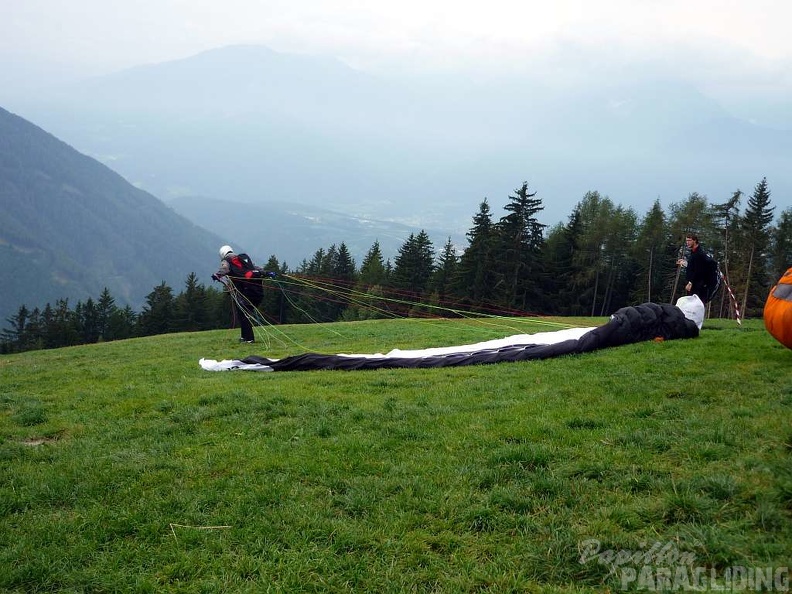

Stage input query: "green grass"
[{"left": 0, "top": 316, "right": 790, "bottom": 593}]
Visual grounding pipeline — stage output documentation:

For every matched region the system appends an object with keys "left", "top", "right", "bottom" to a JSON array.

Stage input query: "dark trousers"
[
  {"left": 691, "top": 283, "right": 710, "bottom": 304},
  {"left": 234, "top": 289, "right": 263, "bottom": 341}
]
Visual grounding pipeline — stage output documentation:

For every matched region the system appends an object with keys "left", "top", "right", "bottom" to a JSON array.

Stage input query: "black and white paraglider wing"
[{"left": 199, "top": 302, "right": 699, "bottom": 373}]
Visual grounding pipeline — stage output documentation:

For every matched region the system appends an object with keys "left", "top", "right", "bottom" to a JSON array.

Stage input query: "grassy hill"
[{"left": 1, "top": 316, "right": 790, "bottom": 592}]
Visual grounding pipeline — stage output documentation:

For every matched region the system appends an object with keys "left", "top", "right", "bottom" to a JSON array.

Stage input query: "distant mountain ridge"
[
  {"left": 3, "top": 44, "right": 790, "bottom": 245},
  {"left": 0, "top": 106, "right": 222, "bottom": 324}
]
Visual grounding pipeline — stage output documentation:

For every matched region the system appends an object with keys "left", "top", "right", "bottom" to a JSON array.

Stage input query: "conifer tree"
[
  {"left": 570, "top": 192, "right": 612, "bottom": 315},
  {"left": 258, "top": 255, "right": 286, "bottom": 323},
  {"left": 740, "top": 178, "right": 775, "bottom": 315},
  {"left": 108, "top": 305, "right": 137, "bottom": 340},
  {"left": 96, "top": 288, "right": 117, "bottom": 341},
  {"left": 598, "top": 205, "right": 638, "bottom": 314},
  {"left": 174, "top": 272, "right": 209, "bottom": 331},
  {"left": 333, "top": 242, "right": 357, "bottom": 282},
  {"left": 770, "top": 208, "right": 792, "bottom": 281},
  {"left": 431, "top": 237, "right": 459, "bottom": 305},
  {"left": 304, "top": 248, "right": 326, "bottom": 276},
  {"left": 1, "top": 305, "right": 29, "bottom": 353},
  {"left": 359, "top": 241, "right": 387, "bottom": 287},
  {"left": 346, "top": 240, "right": 389, "bottom": 321},
  {"left": 494, "top": 182, "right": 546, "bottom": 310},
  {"left": 453, "top": 199, "right": 498, "bottom": 308},
  {"left": 324, "top": 243, "right": 355, "bottom": 319},
  {"left": 710, "top": 191, "right": 742, "bottom": 318},
  {"left": 48, "top": 299, "right": 79, "bottom": 348},
  {"left": 391, "top": 231, "right": 435, "bottom": 309},
  {"left": 631, "top": 200, "right": 671, "bottom": 304},
  {"left": 294, "top": 247, "right": 332, "bottom": 322},
  {"left": 541, "top": 221, "right": 575, "bottom": 314},
  {"left": 138, "top": 282, "right": 175, "bottom": 336},
  {"left": 75, "top": 297, "right": 100, "bottom": 343}
]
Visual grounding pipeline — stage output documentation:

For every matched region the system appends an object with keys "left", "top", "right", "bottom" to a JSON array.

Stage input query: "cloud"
[{"left": 1, "top": 0, "right": 791, "bottom": 103}]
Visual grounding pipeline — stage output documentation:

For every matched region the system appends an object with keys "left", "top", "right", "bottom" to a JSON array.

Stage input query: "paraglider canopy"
[
  {"left": 764, "top": 267, "right": 792, "bottom": 349},
  {"left": 200, "top": 302, "right": 700, "bottom": 373}
]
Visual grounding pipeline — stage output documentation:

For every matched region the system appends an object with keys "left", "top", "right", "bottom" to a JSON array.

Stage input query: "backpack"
[
  {"left": 226, "top": 253, "right": 264, "bottom": 297},
  {"left": 227, "top": 253, "right": 260, "bottom": 278},
  {"left": 703, "top": 251, "right": 721, "bottom": 302}
]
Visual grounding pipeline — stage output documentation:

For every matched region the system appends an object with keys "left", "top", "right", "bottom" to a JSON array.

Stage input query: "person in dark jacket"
[
  {"left": 213, "top": 245, "right": 270, "bottom": 343},
  {"left": 677, "top": 234, "right": 712, "bottom": 304}
]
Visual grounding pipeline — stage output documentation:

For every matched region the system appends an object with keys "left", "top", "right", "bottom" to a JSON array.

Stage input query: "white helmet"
[{"left": 219, "top": 245, "right": 234, "bottom": 259}]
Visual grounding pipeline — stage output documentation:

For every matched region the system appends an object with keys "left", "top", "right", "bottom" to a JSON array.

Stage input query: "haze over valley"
[{"left": 2, "top": 2, "right": 791, "bottom": 322}]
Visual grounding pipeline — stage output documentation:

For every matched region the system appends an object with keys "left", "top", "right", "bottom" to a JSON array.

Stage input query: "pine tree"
[
  {"left": 96, "top": 288, "right": 117, "bottom": 341},
  {"left": 571, "top": 192, "right": 612, "bottom": 315},
  {"left": 26, "top": 308, "right": 43, "bottom": 350},
  {"left": 668, "top": 192, "right": 714, "bottom": 243},
  {"left": 333, "top": 242, "right": 357, "bottom": 282},
  {"left": 541, "top": 221, "right": 574, "bottom": 314},
  {"left": 453, "top": 199, "right": 498, "bottom": 308},
  {"left": 304, "top": 248, "right": 326, "bottom": 276},
  {"left": 321, "top": 245, "right": 338, "bottom": 278},
  {"left": 76, "top": 297, "right": 100, "bottom": 343},
  {"left": 770, "top": 208, "right": 792, "bottom": 281},
  {"left": 1, "top": 305, "right": 29, "bottom": 353},
  {"left": 631, "top": 200, "right": 671, "bottom": 304},
  {"left": 45, "top": 299, "right": 79, "bottom": 348},
  {"left": 359, "top": 241, "right": 387, "bottom": 287},
  {"left": 347, "top": 240, "right": 389, "bottom": 321},
  {"left": 259, "top": 255, "right": 286, "bottom": 323},
  {"left": 710, "top": 191, "right": 742, "bottom": 318},
  {"left": 494, "top": 182, "right": 546, "bottom": 310},
  {"left": 391, "top": 231, "right": 436, "bottom": 310},
  {"left": 598, "top": 205, "right": 638, "bottom": 314},
  {"left": 431, "top": 237, "right": 459, "bottom": 305},
  {"left": 173, "top": 272, "right": 209, "bottom": 331},
  {"left": 325, "top": 243, "right": 356, "bottom": 320},
  {"left": 138, "top": 282, "right": 175, "bottom": 336},
  {"left": 295, "top": 247, "right": 333, "bottom": 322},
  {"left": 740, "top": 178, "right": 775, "bottom": 315},
  {"left": 108, "top": 305, "right": 138, "bottom": 340}
]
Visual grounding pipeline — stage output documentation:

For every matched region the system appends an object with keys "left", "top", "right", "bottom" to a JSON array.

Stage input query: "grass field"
[{"left": 1, "top": 315, "right": 790, "bottom": 593}]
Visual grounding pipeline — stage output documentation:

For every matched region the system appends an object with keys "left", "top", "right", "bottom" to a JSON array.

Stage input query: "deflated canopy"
[{"left": 200, "top": 302, "right": 699, "bottom": 373}]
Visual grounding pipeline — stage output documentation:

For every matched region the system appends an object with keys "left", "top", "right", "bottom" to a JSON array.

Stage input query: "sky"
[
  {"left": 1, "top": 0, "right": 790, "bottom": 242},
  {"left": 2, "top": 0, "right": 792, "bottom": 106}
]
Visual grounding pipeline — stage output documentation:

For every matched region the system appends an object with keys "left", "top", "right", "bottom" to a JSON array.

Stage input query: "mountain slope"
[
  {"left": 4, "top": 44, "right": 791, "bottom": 231},
  {"left": 0, "top": 106, "right": 222, "bottom": 323}
]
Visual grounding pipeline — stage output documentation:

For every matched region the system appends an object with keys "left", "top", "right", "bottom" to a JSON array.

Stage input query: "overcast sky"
[{"left": 2, "top": 0, "right": 791, "bottom": 99}]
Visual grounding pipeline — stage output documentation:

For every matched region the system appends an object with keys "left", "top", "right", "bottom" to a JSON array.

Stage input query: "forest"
[{"left": 2, "top": 177, "right": 789, "bottom": 354}]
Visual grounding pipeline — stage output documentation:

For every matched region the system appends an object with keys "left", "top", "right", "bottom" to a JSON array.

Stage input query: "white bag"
[{"left": 676, "top": 294, "right": 705, "bottom": 329}]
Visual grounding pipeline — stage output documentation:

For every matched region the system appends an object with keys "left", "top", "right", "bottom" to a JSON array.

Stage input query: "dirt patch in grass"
[{"left": 19, "top": 435, "right": 60, "bottom": 446}]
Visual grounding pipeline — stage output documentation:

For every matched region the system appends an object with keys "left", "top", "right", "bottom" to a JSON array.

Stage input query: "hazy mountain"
[
  {"left": 0, "top": 106, "right": 223, "bottom": 324},
  {"left": 167, "top": 195, "right": 464, "bottom": 268},
  {"left": 4, "top": 44, "right": 790, "bottom": 236}
]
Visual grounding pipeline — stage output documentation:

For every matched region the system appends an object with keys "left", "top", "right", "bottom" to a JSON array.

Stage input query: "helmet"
[{"left": 219, "top": 245, "right": 234, "bottom": 259}]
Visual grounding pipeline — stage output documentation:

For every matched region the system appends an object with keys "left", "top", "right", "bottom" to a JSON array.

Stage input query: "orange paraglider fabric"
[{"left": 764, "top": 267, "right": 792, "bottom": 349}]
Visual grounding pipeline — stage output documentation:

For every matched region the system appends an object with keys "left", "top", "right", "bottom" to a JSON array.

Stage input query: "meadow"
[{"left": 1, "top": 315, "right": 790, "bottom": 593}]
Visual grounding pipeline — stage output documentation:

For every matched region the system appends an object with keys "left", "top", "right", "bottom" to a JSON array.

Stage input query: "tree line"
[{"left": 3, "top": 179, "right": 788, "bottom": 354}]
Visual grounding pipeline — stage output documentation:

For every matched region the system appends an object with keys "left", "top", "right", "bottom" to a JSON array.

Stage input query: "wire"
[{"left": 216, "top": 271, "right": 577, "bottom": 355}]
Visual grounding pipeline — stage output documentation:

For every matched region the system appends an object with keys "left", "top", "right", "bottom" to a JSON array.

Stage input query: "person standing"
[
  {"left": 212, "top": 245, "right": 272, "bottom": 343},
  {"left": 677, "top": 234, "right": 712, "bottom": 304}
]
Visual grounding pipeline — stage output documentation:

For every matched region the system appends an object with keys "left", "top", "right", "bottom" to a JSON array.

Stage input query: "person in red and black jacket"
[{"left": 213, "top": 245, "right": 273, "bottom": 343}]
